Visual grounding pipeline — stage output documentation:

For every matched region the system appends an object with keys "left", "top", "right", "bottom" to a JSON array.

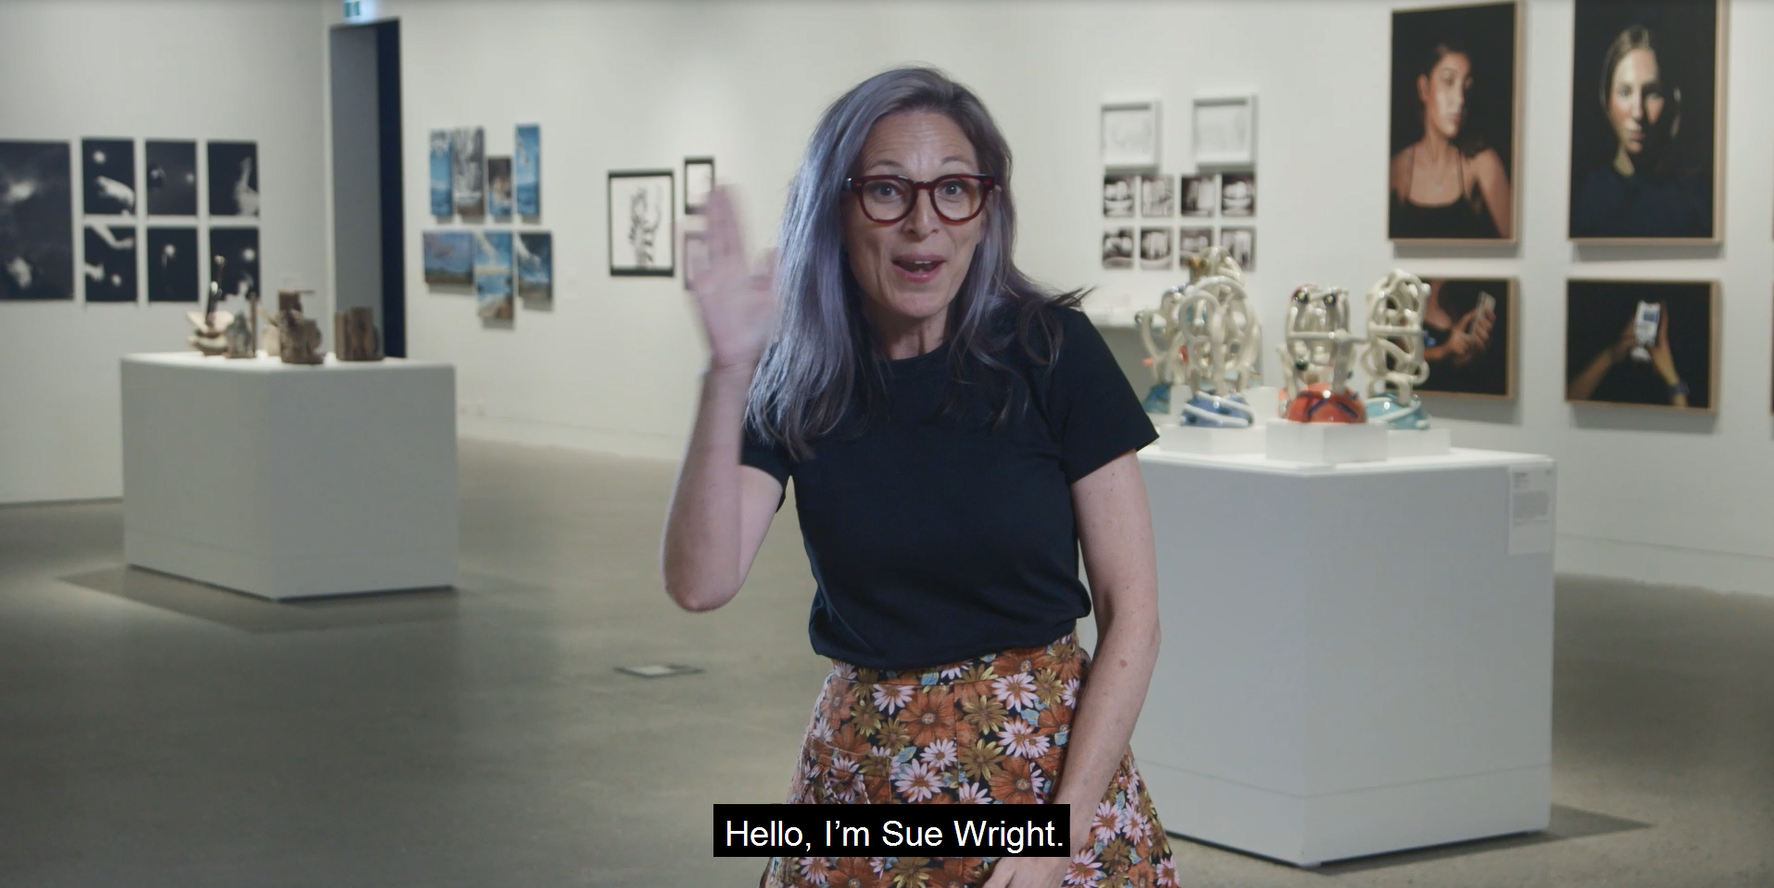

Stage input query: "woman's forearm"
[
  {"left": 1052, "top": 596, "right": 1162, "bottom": 852},
  {"left": 1568, "top": 350, "right": 1615, "bottom": 401},
  {"left": 661, "top": 364, "right": 757, "bottom": 611}
]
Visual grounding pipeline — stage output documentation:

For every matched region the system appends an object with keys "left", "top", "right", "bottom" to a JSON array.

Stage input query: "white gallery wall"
[
  {"left": 0, "top": 0, "right": 330, "bottom": 504},
  {"left": 381, "top": 0, "right": 1773, "bottom": 595}
]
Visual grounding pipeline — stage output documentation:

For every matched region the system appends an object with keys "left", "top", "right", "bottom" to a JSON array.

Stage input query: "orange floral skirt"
[{"left": 761, "top": 633, "right": 1177, "bottom": 888}]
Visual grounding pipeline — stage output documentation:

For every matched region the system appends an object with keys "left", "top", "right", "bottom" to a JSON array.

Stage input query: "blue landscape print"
[{"left": 514, "top": 124, "right": 540, "bottom": 216}]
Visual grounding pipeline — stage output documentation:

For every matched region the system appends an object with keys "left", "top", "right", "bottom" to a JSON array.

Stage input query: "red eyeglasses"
[{"left": 843, "top": 174, "right": 996, "bottom": 224}]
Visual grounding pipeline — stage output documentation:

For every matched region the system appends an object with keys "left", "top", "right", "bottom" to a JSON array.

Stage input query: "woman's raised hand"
[{"left": 689, "top": 186, "right": 778, "bottom": 373}]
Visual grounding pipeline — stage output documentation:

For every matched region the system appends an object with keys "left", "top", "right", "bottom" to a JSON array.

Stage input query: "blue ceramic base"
[
  {"left": 1364, "top": 392, "right": 1430, "bottom": 430},
  {"left": 1142, "top": 382, "right": 1172, "bottom": 415},
  {"left": 1180, "top": 392, "right": 1255, "bottom": 428}
]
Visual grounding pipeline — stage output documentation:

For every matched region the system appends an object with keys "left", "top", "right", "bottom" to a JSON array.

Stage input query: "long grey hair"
[{"left": 747, "top": 66, "right": 1080, "bottom": 459}]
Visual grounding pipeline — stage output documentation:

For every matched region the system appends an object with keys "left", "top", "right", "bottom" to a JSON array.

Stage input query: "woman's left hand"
[
  {"left": 1648, "top": 306, "right": 1680, "bottom": 385},
  {"left": 980, "top": 854, "right": 1071, "bottom": 888}
]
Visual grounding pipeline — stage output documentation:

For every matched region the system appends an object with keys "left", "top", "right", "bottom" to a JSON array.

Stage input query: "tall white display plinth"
[
  {"left": 121, "top": 353, "right": 458, "bottom": 600},
  {"left": 1133, "top": 447, "right": 1555, "bottom": 867}
]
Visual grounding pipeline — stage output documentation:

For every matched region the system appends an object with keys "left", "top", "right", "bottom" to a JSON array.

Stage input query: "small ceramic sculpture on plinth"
[
  {"left": 1361, "top": 270, "right": 1431, "bottom": 430},
  {"left": 186, "top": 281, "right": 234, "bottom": 356},
  {"left": 1277, "top": 285, "right": 1367, "bottom": 423},
  {"left": 1135, "top": 291, "right": 1186, "bottom": 415},
  {"left": 272, "top": 289, "right": 324, "bottom": 365},
  {"left": 1175, "top": 247, "right": 1261, "bottom": 427},
  {"left": 334, "top": 307, "right": 384, "bottom": 361}
]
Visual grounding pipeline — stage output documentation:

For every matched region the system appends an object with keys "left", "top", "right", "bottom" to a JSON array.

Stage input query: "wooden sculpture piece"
[{"left": 333, "top": 307, "right": 384, "bottom": 361}]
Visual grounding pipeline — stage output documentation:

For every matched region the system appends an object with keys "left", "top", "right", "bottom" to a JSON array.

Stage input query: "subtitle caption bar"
[{"left": 712, "top": 804, "right": 1070, "bottom": 857}]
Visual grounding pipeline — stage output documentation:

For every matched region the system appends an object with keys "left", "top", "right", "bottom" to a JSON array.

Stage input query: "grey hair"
[{"left": 748, "top": 65, "right": 1079, "bottom": 459}]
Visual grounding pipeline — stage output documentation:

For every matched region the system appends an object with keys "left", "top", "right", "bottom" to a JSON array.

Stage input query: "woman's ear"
[{"left": 1417, "top": 74, "right": 1431, "bottom": 107}]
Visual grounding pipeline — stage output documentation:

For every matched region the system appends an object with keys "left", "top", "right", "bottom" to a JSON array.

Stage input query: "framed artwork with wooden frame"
[
  {"left": 1414, "top": 277, "right": 1518, "bottom": 399},
  {"left": 1565, "top": 279, "right": 1718, "bottom": 412},
  {"left": 1387, "top": 1, "right": 1522, "bottom": 244},
  {"left": 1567, "top": 0, "right": 1725, "bottom": 244}
]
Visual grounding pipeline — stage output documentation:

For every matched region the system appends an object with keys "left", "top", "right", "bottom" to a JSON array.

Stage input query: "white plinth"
[
  {"left": 121, "top": 352, "right": 458, "bottom": 600},
  {"left": 1387, "top": 427, "right": 1453, "bottom": 457},
  {"left": 1157, "top": 424, "right": 1266, "bottom": 454},
  {"left": 1133, "top": 447, "right": 1555, "bottom": 866},
  {"left": 1264, "top": 419, "right": 1388, "bottom": 465}
]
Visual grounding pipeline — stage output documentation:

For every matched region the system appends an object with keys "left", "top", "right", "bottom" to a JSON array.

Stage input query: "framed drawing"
[
  {"left": 1388, "top": 1, "right": 1520, "bottom": 243},
  {"left": 1413, "top": 278, "right": 1516, "bottom": 398},
  {"left": 608, "top": 170, "right": 674, "bottom": 277},
  {"left": 1192, "top": 95, "right": 1256, "bottom": 168},
  {"left": 1102, "top": 101, "right": 1159, "bottom": 169},
  {"left": 1565, "top": 279, "right": 1716, "bottom": 411},
  {"left": 1568, "top": 0, "right": 1724, "bottom": 243},
  {"left": 684, "top": 157, "right": 714, "bottom": 215}
]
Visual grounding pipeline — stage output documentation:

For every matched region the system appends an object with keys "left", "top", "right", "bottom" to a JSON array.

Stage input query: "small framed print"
[
  {"left": 1103, "top": 174, "right": 1136, "bottom": 218},
  {"left": 1566, "top": 279, "right": 1717, "bottom": 411},
  {"left": 1102, "top": 228, "right": 1134, "bottom": 269},
  {"left": 1218, "top": 226, "right": 1255, "bottom": 272},
  {"left": 1220, "top": 173, "right": 1255, "bottom": 216},
  {"left": 1177, "top": 227, "right": 1212, "bottom": 258},
  {"left": 1139, "top": 174, "right": 1175, "bottom": 217},
  {"left": 608, "top": 169, "right": 674, "bottom": 277},
  {"left": 1193, "top": 94, "right": 1257, "bottom": 168},
  {"left": 1139, "top": 227, "right": 1173, "bottom": 270},
  {"left": 1180, "top": 174, "right": 1216, "bottom": 216},
  {"left": 684, "top": 156, "right": 714, "bottom": 215},
  {"left": 1102, "top": 101, "right": 1160, "bottom": 169}
]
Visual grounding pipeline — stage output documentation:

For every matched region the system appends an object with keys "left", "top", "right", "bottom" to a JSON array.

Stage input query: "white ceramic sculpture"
[
  {"left": 1173, "top": 248, "right": 1261, "bottom": 427},
  {"left": 1277, "top": 285, "right": 1368, "bottom": 423},
  {"left": 1135, "top": 290, "right": 1186, "bottom": 414},
  {"left": 1361, "top": 270, "right": 1432, "bottom": 430}
]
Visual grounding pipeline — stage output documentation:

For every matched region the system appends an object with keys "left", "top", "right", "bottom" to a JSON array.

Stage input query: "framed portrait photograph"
[
  {"left": 1413, "top": 278, "right": 1516, "bottom": 398},
  {"left": 1179, "top": 174, "right": 1215, "bottom": 217},
  {"left": 1220, "top": 173, "right": 1255, "bottom": 216},
  {"left": 1102, "top": 101, "right": 1159, "bottom": 169},
  {"left": 1102, "top": 228, "right": 1134, "bottom": 270},
  {"left": 1565, "top": 279, "right": 1716, "bottom": 411},
  {"left": 608, "top": 170, "right": 674, "bottom": 277},
  {"left": 1568, "top": 0, "right": 1724, "bottom": 243},
  {"left": 1139, "top": 227, "right": 1173, "bottom": 271},
  {"left": 683, "top": 157, "right": 714, "bottom": 216},
  {"left": 1388, "top": 1, "right": 1520, "bottom": 243},
  {"left": 1218, "top": 226, "right": 1255, "bottom": 272},
  {"left": 1192, "top": 95, "right": 1255, "bottom": 168},
  {"left": 1102, "top": 173, "right": 1135, "bottom": 218}
]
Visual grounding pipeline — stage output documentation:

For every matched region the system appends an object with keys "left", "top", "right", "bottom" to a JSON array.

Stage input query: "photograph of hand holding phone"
[{"left": 1566, "top": 279, "right": 1716, "bottom": 410}]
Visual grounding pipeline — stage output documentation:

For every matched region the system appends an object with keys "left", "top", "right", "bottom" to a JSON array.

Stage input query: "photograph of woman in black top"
[
  {"left": 1387, "top": 1, "right": 1517, "bottom": 242},
  {"left": 661, "top": 67, "right": 1174, "bottom": 888},
  {"left": 1568, "top": 1, "right": 1720, "bottom": 241},
  {"left": 1566, "top": 279, "right": 1715, "bottom": 411}
]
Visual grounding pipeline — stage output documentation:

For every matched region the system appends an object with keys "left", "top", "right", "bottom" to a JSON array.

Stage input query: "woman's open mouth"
[{"left": 893, "top": 258, "right": 944, "bottom": 281}]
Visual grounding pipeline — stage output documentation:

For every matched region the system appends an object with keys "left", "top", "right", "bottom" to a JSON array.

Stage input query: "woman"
[
  {"left": 1389, "top": 40, "right": 1513, "bottom": 239},
  {"left": 661, "top": 67, "right": 1175, "bottom": 888},
  {"left": 1569, "top": 26, "right": 1710, "bottom": 238}
]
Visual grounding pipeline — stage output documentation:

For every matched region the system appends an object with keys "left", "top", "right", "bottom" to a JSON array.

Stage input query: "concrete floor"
[{"left": 1, "top": 438, "right": 1771, "bottom": 887}]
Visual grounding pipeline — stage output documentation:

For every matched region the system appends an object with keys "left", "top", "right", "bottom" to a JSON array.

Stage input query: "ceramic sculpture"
[
  {"left": 334, "top": 307, "right": 384, "bottom": 361},
  {"left": 1175, "top": 248, "right": 1261, "bottom": 427},
  {"left": 1277, "top": 285, "right": 1367, "bottom": 423},
  {"left": 1361, "top": 270, "right": 1431, "bottom": 430},
  {"left": 186, "top": 281, "right": 233, "bottom": 356},
  {"left": 1135, "top": 293, "right": 1184, "bottom": 414},
  {"left": 272, "top": 289, "right": 324, "bottom": 365}
]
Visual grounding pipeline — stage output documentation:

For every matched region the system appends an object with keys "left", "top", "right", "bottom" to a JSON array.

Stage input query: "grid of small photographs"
[
  {"left": 0, "top": 137, "right": 266, "bottom": 306},
  {"left": 425, "top": 123, "right": 549, "bottom": 325},
  {"left": 1103, "top": 170, "right": 1256, "bottom": 271}
]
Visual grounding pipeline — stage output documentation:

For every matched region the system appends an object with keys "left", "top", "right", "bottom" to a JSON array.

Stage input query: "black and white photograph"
[
  {"left": 1566, "top": 279, "right": 1715, "bottom": 410},
  {"left": 1103, "top": 173, "right": 1135, "bottom": 218},
  {"left": 1219, "top": 226, "right": 1255, "bottom": 271},
  {"left": 1101, "top": 227, "right": 1133, "bottom": 270},
  {"left": 207, "top": 141, "right": 260, "bottom": 218},
  {"left": 684, "top": 157, "right": 714, "bottom": 215},
  {"left": 1389, "top": 1, "right": 1519, "bottom": 242},
  {"left": 83, "top": 224, "right": 137, "bottom": 303},
  {"left": 1568, "top": 0, "right": 1722, "bottom": 241},
  {"left": 1220, "top": 173, "right": 1255, "bottom": 216},
  {"left": 608, "top": 170, "right": 673, "bottom": 277},
  {"left": 1180, "top": 174, "right": 1215, "bottom": 216},
  {"left": 452, "top": 126, "right": 485, "bottom": 216},
  {"left": 145, "top": 140, "right": 197, "bottom": 216},
  {"left": 1178, "top": 227, "right": 1212, "bottom": 257},
  {"left": 82, "top": 138, "right": 136, "bottom": 216},
  {"left": 1139, "top": 227, "right": 1172, "bottom": 270},
  {"left": 1415, "top": 277, "right": 1515, "bottom": 398},
  {"left": 146, "top": 227, "right": 198, "bottom": 302},
  {"left": 1139, "top": 174, "right": 1174, "bottom": 217},
  {"left": 0, "top": 140, "right": 74, "bottom": 301},
  {"left": 208, "top": 227, "right": 260, "bottom": 301}
]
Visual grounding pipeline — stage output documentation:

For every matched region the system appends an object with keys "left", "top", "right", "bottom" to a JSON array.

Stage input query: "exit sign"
[{"left": 343, "top": 0, "right": 378, "bottom": 22}]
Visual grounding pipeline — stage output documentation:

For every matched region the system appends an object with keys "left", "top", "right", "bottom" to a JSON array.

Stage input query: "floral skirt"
[{"left": 761, "top": 633, "right": 1177, "bottom": 888}]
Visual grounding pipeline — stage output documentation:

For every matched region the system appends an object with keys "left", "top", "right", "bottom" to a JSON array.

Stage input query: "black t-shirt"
[{"left": 742, "top": 304, "right": 1157, "bottom": 670}]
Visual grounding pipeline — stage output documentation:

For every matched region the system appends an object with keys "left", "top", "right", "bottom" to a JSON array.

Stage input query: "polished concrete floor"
[{"left": 2, "top": 439, "right": 1771, "bottom": 887}]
